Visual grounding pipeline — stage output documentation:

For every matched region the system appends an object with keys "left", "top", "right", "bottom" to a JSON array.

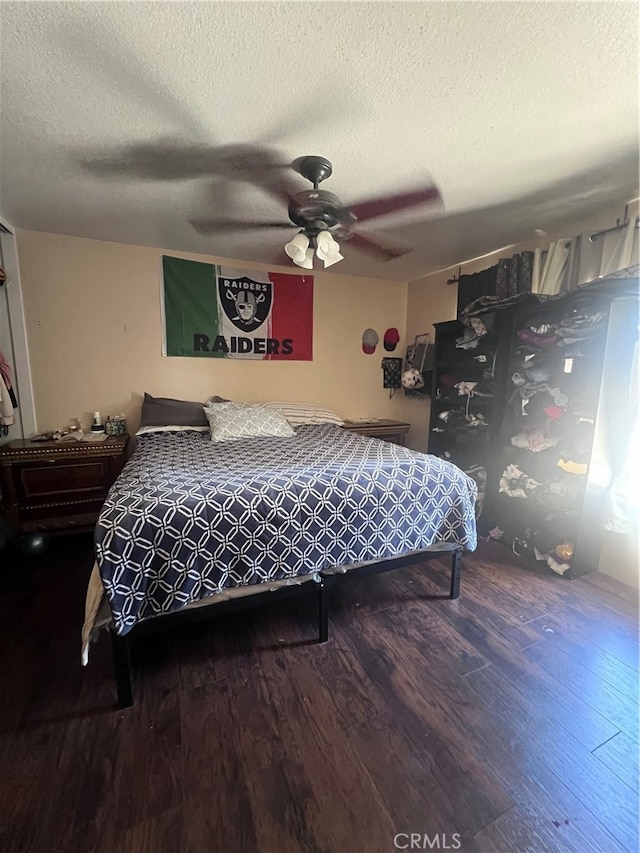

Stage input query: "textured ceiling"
[{"left": 1, "top": 1, "right": 638, "bottom": 281}]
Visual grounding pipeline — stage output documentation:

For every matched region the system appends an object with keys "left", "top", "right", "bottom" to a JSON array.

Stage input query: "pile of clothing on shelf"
[
  {"left": 498, "top": 462, "right": 583, "bottom": 512},
  {"left": 512, "top": 527, "right": 576, "bottom": 576},
  {"left": 433, "top": 349, "right": 496, "bottom": 443}
]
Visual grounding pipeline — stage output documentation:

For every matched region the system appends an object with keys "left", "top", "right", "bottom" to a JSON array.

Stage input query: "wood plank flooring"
[{"left": 0, "top": 534, "right": 637, "bottom": 853}]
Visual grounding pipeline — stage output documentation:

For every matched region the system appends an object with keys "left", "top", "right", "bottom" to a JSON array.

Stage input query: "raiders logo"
[{"left": 218, "top": 276, "right": 273, "bottom": 331}]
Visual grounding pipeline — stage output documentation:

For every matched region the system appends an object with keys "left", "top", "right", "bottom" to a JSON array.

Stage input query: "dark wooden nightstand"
[
  {"left": 0, "top": 435, "right": 129, "bottom": 534},
  {"left": 341, "top": 419, "right": 411, "bottom": 445}
]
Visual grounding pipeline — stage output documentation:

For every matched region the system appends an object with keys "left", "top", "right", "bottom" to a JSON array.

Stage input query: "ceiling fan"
[{"left": 190, "top": 154, "right": 442, "bottom": 269}]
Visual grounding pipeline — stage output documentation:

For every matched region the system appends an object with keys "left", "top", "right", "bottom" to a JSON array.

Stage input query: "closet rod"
[
  {"left": 589, "top": 217, "right": 640, "bottom": 243},
  {"left": 446, "top": 266, "right": 462, "bottom": 285}
]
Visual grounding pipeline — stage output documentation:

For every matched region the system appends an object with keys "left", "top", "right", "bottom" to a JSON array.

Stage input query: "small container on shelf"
[{"left": 105, "top": 415, "right": 127, "bottom": 437}]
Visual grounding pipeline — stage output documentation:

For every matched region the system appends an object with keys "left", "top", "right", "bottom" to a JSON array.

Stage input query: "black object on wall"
[{"left": 381, "top": 357, "right": 402, "bottom": 390}]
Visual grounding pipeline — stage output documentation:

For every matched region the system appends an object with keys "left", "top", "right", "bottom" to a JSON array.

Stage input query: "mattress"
[{"left": 95, "top": 425, "right": 477, "bottom": 637}]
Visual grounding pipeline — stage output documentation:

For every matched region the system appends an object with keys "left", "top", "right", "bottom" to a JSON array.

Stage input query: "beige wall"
[{"left": 16, "top": 230, "right": 409, "bottom": 434}]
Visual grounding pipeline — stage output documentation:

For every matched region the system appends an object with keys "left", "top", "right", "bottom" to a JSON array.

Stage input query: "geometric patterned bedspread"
[{"left": 95, "top": 425, "right": 477, "bottom": 636}]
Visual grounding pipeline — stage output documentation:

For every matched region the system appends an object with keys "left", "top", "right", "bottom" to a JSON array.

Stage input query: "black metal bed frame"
[{"left": 110, "top": 546, "right": 463, "bottom": 709}]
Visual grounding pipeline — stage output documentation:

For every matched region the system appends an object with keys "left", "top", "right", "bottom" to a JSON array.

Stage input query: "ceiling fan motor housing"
[{"left": 288, "top": 190, "right": 351, "bottom": 234}]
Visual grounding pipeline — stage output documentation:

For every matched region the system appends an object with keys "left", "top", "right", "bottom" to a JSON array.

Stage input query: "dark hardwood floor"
[{"left": 0, "top": 534, "right": 638, "bottom": 853}]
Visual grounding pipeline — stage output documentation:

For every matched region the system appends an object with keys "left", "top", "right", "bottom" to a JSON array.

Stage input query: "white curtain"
[
  {"left": 577, "top": 217, "right": 640, "bottom": 285},
  {"left": 531, "top": 216, "right": 639, "bottom": 295},
  {"left": 531, "top": 240, "right": 571, "bottom": 295},
  {"left": 603, "top": 332, "right": 640, "bottom": 534},
  {"left": 600, "top": 217, "right": 638, "bottom": 278}
]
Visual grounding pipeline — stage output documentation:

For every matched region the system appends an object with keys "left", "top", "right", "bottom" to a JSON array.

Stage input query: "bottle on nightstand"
[{"left": 91, "top": 412, "right": 105, "bottom": 433}]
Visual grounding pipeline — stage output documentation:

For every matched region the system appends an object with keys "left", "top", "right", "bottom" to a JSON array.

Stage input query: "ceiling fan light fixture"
[
  {"left": 298, "top": 247, "right": 315, "bottom": 270},
  {"left": 284, "top": 231, "right": 310, "bottom": 264},
  {"left": 315, "top": 230, "right": 343, "bottom": 268},
  {"left": 320, "top": 248, "right": 344, "bottom": 268}
]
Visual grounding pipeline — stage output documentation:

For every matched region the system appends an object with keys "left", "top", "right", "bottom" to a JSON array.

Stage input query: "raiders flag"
[{"left": 162, "top": 256, "right": 313, "bottom": 360}]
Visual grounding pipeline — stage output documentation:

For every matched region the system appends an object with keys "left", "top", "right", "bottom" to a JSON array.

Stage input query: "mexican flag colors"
[{"left": 162, "top": 256, "right": 314, "bottom": 360}]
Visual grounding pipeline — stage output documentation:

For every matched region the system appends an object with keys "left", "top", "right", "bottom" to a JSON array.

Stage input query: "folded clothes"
[
  {"left": 438, "top": 409, "right": 488, "bottom": 429},
  {"left": 519, "top": 382, "right": 568, "bottom": 407},
  {"left": 557, "top": 458, "right": 588, "bottom": 475},
  {"left": 555, "top": 310, "right": 607, "bottom": 343},
  {"left": 440, "top": 339, "right": 496, "bottom": 366},
  {"left": 527, "top": 323, "right": 554, "bottom": 335},
  {"left": 455, "top": 380, "right": 494, "bottom": 398},
  {"left": 455, "top": 381, "right": 478, "bottom": 396},
  {"left": 517, "top": 329, "right": 559, "bottom": 348},
  {"left": 499, "top": 464, "right": 542, "bottom": 499},
  {"left": 524, "top": 366, "right": 552, "bottom": 383},
  {"left": 511, "top": 430, "right": 560, "bottom": 452},
  {"left": 500, "top": 463, "right": 582, "bottom": 513},
  {"left": 544, "top": 404, "right": 564, "bottom": 421},
  {"left": 547, "top": 555, "right": 571, "bottom": 575},
  {"left": 456, "top": 318, "right": 489, "bottom": 350},
  {"left": 460, "top": 292, "right": 534, "bottom": 323}
]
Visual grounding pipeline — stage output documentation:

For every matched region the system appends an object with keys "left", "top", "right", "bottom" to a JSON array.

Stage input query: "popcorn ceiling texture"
[{"left": 1, "top": 2, "right": 637, "bottom": 280}]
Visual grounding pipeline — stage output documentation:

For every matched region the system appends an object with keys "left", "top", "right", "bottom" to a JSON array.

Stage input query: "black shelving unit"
[
  {"left": 428, "top": 275, "right": 639, "bottom": 579},
  {"left": 428, "top": 310, "right": 520, "bottom": 522},
  {"left": 485, "top": 289, "right": 618, "bottom": 578}
]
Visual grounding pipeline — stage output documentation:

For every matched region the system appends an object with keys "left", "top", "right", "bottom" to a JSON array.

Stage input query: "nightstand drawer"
[
  {"left": 19, "top": 496, "right": 110, "bottom": 528},
  {"left": 0, "top": 435, "right": 129, "bottom": 535},
  {"left": 341, "top": 420, "right": 410, "bottom": 445},
  {"left": 19, "top": 460, "right": 110, "bottom": 499}
]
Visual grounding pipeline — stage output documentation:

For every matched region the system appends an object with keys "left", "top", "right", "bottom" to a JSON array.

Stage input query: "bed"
[{"left": 83, "top": 419, "right": 477, "bottom": 707}]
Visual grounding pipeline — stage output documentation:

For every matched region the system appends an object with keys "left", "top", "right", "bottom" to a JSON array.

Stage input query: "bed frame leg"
[
  {"left": 318, "top": 580, "right": 329, "bottom": 643},
  {"left": 111, "top": 630, "right": 133, "bottom": 709},
  {"left": 449, "top": 548, "right": 462, "bottom": 600}
]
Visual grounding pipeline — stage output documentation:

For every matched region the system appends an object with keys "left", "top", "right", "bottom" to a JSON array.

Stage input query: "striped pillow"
[{"left": 260, "top": 401, "right": 344, "bottom": 426}]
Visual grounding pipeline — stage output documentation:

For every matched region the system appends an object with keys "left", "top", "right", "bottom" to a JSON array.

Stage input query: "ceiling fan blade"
[
  {"left": 248, "top": 169, "right": 300, "bottom": 206},
  {"left": 346, "top": 184, "right": 442, "bottom": 223},
  {"left": 337, "top": 228, "right": 411, "bottom": 262},
  {"left": 191, "top": 219, "right": 293, "bottom": 235},
  {"left": 81, "top": 142, "right": 290, "bottom": 182}
]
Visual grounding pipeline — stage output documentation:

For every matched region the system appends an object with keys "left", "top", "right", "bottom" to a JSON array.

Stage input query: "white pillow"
[
  {"left": 204, "top": 402, "right": 296, "bottom": 443},
  {"left": 260, "top": 401, "right": 343, "bottom": 426}
]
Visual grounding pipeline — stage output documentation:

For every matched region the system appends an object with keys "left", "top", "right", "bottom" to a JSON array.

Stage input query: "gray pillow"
[
  {"left": 140, "top": 393, "right": 209, "bottom": 428},
  {"left": 204, "top": 402, "right": 296, "bottom": 442}
]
